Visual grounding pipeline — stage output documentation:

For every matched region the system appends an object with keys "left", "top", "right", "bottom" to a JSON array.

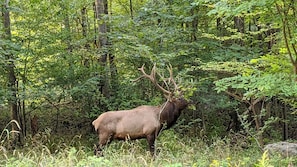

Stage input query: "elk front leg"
[
  {"left": 95, "top": 132, "right": 113, "bottom": 156},
  {"left": 146, "top": 133, "right": 156, "bottom": 156},
  {"left": 94, "top": 143, "right": 103, "bottom": 156}
]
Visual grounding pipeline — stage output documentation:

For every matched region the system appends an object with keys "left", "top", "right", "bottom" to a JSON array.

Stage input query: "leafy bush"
[{"left": 0, "top": 120, "right": 21, "bottom": 150}]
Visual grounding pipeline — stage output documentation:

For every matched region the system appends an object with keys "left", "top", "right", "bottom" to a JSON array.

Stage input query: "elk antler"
[
  {"left": 166, "top": 64, "right": 179, "bottom": 94},
  {"left": 135, "top": 64, "right": 178, "bottom": 98}
]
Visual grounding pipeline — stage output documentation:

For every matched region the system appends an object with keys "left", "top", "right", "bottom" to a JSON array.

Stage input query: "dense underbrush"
[{"left": 0, "top": 128, "right": 296, "bottom": 167}]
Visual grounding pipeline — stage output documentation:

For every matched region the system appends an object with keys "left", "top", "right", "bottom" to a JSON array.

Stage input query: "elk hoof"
[
  {"left": 94, "top": 144, "right": 104, "bottom": 157},
  {"left": 94, "top": 150, "right": 104, "bottom": 157}
]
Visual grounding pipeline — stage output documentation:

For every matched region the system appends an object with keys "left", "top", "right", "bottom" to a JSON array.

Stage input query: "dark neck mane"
[{"left": 159, "top": 101, "right": 181, "bottom": 129}]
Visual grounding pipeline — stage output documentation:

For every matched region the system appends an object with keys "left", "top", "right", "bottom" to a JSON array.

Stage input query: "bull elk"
[{"left": 92, "top": 64, "right": 188, "bottom": 156}]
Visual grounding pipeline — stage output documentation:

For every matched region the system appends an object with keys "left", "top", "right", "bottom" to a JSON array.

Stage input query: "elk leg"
[
  {"left": 146, "top": 133, "right": 156, "bottom": 156},
  {"left": 94, "top": 144, "right": 102, "bottom": 156},
  {"left": 95, "top": 132, "right": 113, "bottom": 156}
]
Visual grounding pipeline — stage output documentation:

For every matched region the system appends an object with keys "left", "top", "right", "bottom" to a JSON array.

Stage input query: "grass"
[{"left": 0, "top": 128, "right": 296, "bottom": 167}]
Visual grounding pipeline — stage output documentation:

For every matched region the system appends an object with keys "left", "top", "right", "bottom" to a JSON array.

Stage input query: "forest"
[{"left": 1, "top": 0, "right": 297, "bottom": 166}]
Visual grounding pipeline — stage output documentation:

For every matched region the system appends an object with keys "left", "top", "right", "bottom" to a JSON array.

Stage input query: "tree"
[
  {"left": 275, "top": 0, "right": 297, "bottom": 76},
  {"left": 1, "top": 0, "right": 21, "bottom": 144},
  {"left": 95, "top": 0, "right": 113, "bottom": 98},
  {"left": 206, "top": 0, "right": 297, "bottom": 146}
]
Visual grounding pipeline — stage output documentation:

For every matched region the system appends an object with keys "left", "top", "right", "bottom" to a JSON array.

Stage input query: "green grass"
[{"left": 0, "top": 129, "right": 296, "bottom": 167}]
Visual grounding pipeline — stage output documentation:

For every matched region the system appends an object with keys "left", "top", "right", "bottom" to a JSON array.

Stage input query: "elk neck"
[{"left": 158, "top": 99, "right": 183, "bottom": 129}]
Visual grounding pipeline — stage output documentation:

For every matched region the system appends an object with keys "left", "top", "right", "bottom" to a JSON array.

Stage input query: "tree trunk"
[
  {"left": 95, "top": 0, "right": 112, "bottom": 98},
  {"left": 2, "top": 0, "right": 21, "bottom": 145},
  {"left": 129, "top": 0, "right": 133, "bottom": 19},
  {"left": 95, "top": 0, "right": 108, "bottom": 51},
  {"left": 64, "top": 12, "right": 72, "bottom": 52},
  {"left": 234, "top": 16, "right": 245, "bottom": 46},
  {"left": 59, "top": 1, "right": 72, "bottom": 52},
  {"left": 81, "top": 7, "right": 88, "bottom": 39},
  {"left": 216, "top": 18, "right": 222, "bottom": 35},
  {"left": 234, "top": 16, "right": 245, "bottom": 33},
  {"left": 190, "top": 6, "right": 198, "bottom": 41},
  {"left": 81, "top": 6, "right": 91, "bottom": 67},
  {"left": 276, "top": 3, "right": 297, "bottom": 77},
  {"left": 250, "top": 98, "right": 264, "bottom": 148},
  {"left": 282, "top": 104, "right": 288, "bottom": 140}
]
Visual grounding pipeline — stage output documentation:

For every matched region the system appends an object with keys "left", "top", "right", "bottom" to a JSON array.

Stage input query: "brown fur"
[{"left": 92, "top": 98, "right": 188, "bottom": 156}]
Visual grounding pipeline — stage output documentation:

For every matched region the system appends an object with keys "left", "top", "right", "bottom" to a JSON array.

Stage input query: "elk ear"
[{"left": 92, "top": 120, "right": 99, "bottom": 131}]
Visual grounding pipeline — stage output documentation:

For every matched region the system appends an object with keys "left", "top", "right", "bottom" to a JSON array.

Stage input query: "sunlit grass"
[{"left": 0, "top": 128, "right": 296, "bottom": 166}]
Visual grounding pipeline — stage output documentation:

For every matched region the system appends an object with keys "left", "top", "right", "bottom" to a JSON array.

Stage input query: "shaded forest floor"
[{"left": 0, "top": 109, "right": 297, "bottom": 166}]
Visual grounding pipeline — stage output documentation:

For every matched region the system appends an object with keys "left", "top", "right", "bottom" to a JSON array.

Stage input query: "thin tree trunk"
[
  {"left": 2, "top": 0, "right": 21, "bottom": 144},
  {"left": 190, "top": 6, "right": 198, "bottom": 41},
  {"left": 95, "top": 0, "right": 108, "bottom": 50},
  {"left": 282, "top": 104, "right": 288, "bottom": 140},
  {"left": 64, "top": 15, "right": 72, "bottom": 52},
  {"left": 93, "top": 2, "right": 98, "bottom": 48},
  {"left": 251, "top": 98, "right": 264, "bottom": 147},
  {"left": 81, "top": 6, "right": 91, "bottom": 67},
  {"left": 95, "top": 0, "right": 111, "bottom": 97},
  {"left": 234, "top": 16, "right": 245, "bottom": 33},
  {"left": 276, "top": 2, "right": 297, "bottom": 77},
  {"left": 129, "top": 0, "right": 133, "bottom": 19},
  {"left": 60, "top": 1, "right": 72, "bottom": 52},
  {"left": 81, "top": 7, "right": 88, "bottom": 39},
  {"left": 22, "top": 100, "right": 26, "bottom": 136},
  {"left": 234, "top": 16, "right": 245, "bottom": 46},
  {"left": 216, "top": 18, "right": 221, "bottom": 35}
]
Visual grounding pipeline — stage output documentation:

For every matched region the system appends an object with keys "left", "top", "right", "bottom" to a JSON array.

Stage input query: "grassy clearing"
[{"left": 0, "top": 129, "right": 296, "bottom": 167}]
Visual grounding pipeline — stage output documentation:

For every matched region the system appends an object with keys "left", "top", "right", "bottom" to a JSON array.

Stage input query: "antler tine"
[
  {"left": 150, "top": 63, "right": 156, "bottom": 78},
  {"left": 136, "top": 64, "right": 172, "bottom": 96},
  {"left": 133, "top": 64, "right": 145, "bottom": 82},
  {"left": 138, "top": 64, "right": 154, "bottom": 82},
  {"left": 167, "top": 64, "right": 179, "bottom": 93}
]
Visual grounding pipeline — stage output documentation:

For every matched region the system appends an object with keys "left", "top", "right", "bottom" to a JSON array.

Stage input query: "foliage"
[
  {"left": 208, "top": 0, "right": 297, "bottom": 106},
  {"left": 213, "top": 53, "right": 297, "bottom": 108},
  {"left": 0, "top": 120, "right": 21, "bottom": 149},
  {"left": 254, "top": 151, "right": 273, "bottom": 167},
  {"left": 1, "top": 0, "right": 297, "bottom": 165},
  {"left": 1, "top": 130, "right": 296, "bottom": 166},
  {"left": 215, "top": 73, "right": 297, "bottom": 100},
  {"left": 210, "top": 54, "right": 297, "bottom": 145}
]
